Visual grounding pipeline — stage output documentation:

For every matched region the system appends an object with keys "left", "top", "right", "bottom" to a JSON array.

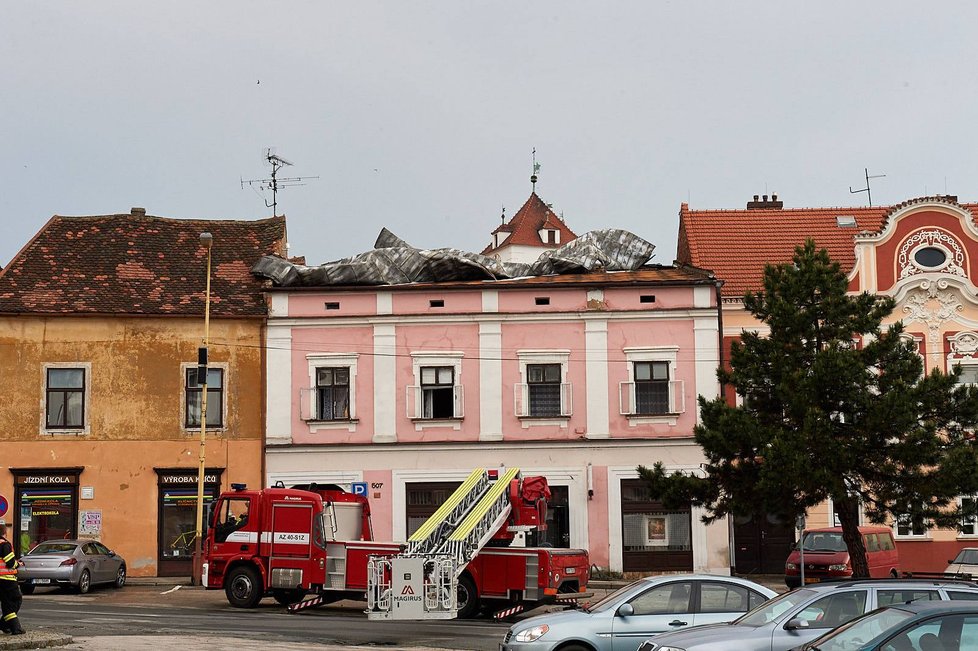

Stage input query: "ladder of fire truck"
[
  {"left": 404, "top": 467, "right": 491, "bottom": 557},
  {"left": 443, "top": 466, "right": 520, "bottom": 575}
]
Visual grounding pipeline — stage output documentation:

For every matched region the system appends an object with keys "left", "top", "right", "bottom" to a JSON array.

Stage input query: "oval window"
[{"left": 914, "top": 247, "right": 947, "bottom": 268}]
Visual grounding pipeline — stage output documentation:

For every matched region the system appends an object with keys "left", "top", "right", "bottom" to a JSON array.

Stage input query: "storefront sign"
[
  {"left": 160, "top": 474, "right": 220, "bottom": 485},
  {"left": 16, "top": 474, "right": 78, "bottom": 485},
  {"left": 79, "top": 510, "right": 102, "bottom": 539}
]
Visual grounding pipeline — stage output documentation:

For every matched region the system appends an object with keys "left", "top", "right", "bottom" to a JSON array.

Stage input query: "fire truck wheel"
[
  {"left": 225, "top": 566, "right": 264, "bottom": 608},
  {"left": 456, "top": 574, "right": 480, "bottom": 619},
  {"left": 272, "top": 589, "right": 306, "bottom": 605}
]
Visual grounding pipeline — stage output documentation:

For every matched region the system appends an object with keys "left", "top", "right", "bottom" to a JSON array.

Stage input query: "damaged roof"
[
  {"left": 0, "top": 211, "right": 287, "bottom": 316},
  {"left": 253, "top": 227, "right": 667, "bottom": 287}
]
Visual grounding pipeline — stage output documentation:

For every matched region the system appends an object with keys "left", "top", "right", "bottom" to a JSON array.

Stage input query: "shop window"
[
  {"left": 14, "top": 470, "right": 80, "bottom": 556},
  {"left": 157, "top": 469, "right": 221, "bottom": 576},
  {"left": 405, "top": 482, "right": 461, "bottom": 538},
  {"left": 45, "top": 367, "right": 85, "bottom": 429},
  {"left": 185, "top": 367, "right": 224, "bottom": 428},
  {"left": 621, "top": 479, "right": 692, "bottom": 572}
]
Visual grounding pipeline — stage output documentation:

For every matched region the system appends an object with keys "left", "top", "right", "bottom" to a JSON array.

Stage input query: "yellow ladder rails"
[
  {"left": 407, "top": 468, "right": 487, "bottom": 552},
  {"left": 445, "top": 467, "right": 520, "bottom": 569}
]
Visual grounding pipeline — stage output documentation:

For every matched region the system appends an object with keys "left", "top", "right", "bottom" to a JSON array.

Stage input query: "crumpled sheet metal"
[{"left": 251, "top": 227, "right": 655, "bottom": 287}]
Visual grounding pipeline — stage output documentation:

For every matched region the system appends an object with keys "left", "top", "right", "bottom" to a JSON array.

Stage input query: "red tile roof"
[
  {"left": 0, "top": 212, "right": 287, "bottom": 316},
  {"left": 676, "top": 199, "right": 978, "bottom": 297},
  {"left": 482, "top": 193, "right": 578, "bottom": 255}
]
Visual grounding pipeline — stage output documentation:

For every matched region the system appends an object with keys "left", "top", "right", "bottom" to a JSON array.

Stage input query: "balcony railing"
[
  {"left": 619, "top": 380, "right": 685, "bottom": 416},
  {"left": 406, "top": 385, "right": 464, "bottom": 420},
  {"left": 514, "top": 383, "right": 572, "bottom": 418}
]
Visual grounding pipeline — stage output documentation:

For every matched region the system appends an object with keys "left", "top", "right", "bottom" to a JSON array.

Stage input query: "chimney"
[
  {"left": 131, "top": 207, "right": 146, "bottom": 217},
  {"left": 746, "top": 194, "right": 784, "bottom": 210}
]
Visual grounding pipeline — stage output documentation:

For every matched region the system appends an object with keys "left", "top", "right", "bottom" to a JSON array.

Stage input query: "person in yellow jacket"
[{"left": 0, "top": 524, "right": 25, "bottom": 635}]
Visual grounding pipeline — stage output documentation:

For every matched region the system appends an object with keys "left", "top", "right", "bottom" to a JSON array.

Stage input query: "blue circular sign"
[{"left": 0, "top": 496, "right": 7, "bottom": 518}]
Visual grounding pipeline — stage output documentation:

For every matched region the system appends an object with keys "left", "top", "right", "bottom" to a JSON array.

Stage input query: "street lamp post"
[{"left": 192, "top": 231, "right": 214, "bottom": 586}]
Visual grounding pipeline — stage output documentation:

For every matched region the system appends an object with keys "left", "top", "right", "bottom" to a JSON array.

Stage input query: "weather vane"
[
  {"left": 241, "top": 149, "right": 319, "bottom": 217},
  {"left": 531, "top": 148, "right": 541, "bottom": 193}
]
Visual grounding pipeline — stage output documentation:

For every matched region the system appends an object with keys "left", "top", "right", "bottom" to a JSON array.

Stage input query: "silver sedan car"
[
  {"left": 18, "top": 539, "right": 127, "bottom": 594},
  {"left": 501, "top": 574, "right": 777, "bottom": 651}
]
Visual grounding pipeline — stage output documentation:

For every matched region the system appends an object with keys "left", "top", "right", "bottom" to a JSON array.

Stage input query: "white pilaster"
[
  {"left": 693, "top": 286, "right": 712, "bottom": 308},
  {"left": 482, "top": 290, "right": 498, "bottom": 313},
  {"left": 585, "top": 319, "right": 610, "bottom": 439},
  {"left": 265, "top": 324, "right": 293, "bottom": 445},
  {"left": 373, "top": 324, "right": 397, "bottom": 443},
  {"left": 694, "top": 317, "right": 721, "bottom": 417},
  {"left": 479, "top": 322, "right": 503, "bottom": 441},
  {"left": 377, "top": 291, "right": 392, "bottom": 315}
]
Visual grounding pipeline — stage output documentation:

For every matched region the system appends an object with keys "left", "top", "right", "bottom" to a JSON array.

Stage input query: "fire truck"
[{"left": 202, "top": 467, "right": 590, "bottom": 619}]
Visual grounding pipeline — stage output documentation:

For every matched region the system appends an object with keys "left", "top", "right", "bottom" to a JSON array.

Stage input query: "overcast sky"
[{"left": 4, "top": 2, "right": 978, "bottom": 268}]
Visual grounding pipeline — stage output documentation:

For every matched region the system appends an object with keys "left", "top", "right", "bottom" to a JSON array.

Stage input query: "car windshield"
[
  {"left": 952, "top": 549, "right": 978, "bottom": 565},
  {"left": 735, "top": 588, "right": 818, "bottom": 626},
  {"left": 29, "top": 542, "right": 77, "bottom": 555},
  {"left": 801, "top": 532, "right": 848, "bottom": 552},
  {"left": 807, "top": 606, "right": 914, "bottom": 651},
  {"left": 585, "top": 582, "right": 644, "bottom": 613}
]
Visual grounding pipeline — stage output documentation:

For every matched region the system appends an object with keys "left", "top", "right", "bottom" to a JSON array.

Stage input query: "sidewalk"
[{"left": 0, "top": 633, "right": 455, "bottom": 650}]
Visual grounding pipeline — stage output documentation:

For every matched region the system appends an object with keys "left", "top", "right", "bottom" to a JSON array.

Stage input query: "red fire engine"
[{"left": 202, "top": 467, "right": 590, "bottom": 619}]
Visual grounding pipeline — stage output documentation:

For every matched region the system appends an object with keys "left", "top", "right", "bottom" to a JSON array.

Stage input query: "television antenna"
[
  {"left": 849, "top": 167, "right": 886, "bottom": 207},
  {"left": 241, "top": 149, "right": 319, "bottom": 217}
]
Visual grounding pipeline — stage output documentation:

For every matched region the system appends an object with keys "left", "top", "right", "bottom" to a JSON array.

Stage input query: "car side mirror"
[
  {"left": 949, "top": 559, "right": 956, "bottom": 564},
  {"left": 785, "top": 618, "right": 810, "bottom": 631},
  {"left": 617, "top": 603, "right": 634, "bottom": 618},
  {"left": 108, "top": 551, "right": 116, "bottom": 557}
]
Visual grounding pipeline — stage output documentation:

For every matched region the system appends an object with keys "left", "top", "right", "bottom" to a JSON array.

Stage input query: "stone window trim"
[
  {"left": 305, "top": 353, "right": 359, "bottom": 433},
  {"left": 180, "top": 361, "right": 229, "bottom": 434},
  {"left": 958, "top": 496, "right": 978, "bottom": 539},
  {"left": 516, "top": 349, "right": 571, "bottom": 425},
  {"left": 409, "top": 351, "right": 463, "bottom": 429},
  {"left": 893, "top": 514, "right": 930, "bottom": 540},
  {"left": 623, "top": 346, "right": 681, "bottom": 425},
  {"left": 40, "top": 362, "right": 92, "bottom": 436}
]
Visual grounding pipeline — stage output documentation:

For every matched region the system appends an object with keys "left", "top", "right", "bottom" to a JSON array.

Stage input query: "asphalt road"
[{"left": 18, "top": 583, "right": 542, "bottom": 650}]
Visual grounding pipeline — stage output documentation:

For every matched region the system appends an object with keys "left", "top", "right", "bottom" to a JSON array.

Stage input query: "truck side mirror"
[{"left": 617, "top": 603, "right": 634, "bottom": 618}]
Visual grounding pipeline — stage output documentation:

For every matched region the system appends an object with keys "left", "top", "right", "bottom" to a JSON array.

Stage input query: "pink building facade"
[{"left": 263, "top": 268, "right": 731, "bottom": 574}]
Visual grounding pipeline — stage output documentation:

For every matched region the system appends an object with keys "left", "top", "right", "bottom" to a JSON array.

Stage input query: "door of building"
[
  {"left": 733, "top": 512, "right": 796, "bottom": 574},
  {"left": 405, "top": 481, "right": 462, "bottom": 538}
]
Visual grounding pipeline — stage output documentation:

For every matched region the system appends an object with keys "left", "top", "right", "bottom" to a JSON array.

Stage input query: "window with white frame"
[
  {"left": 516, "top": 350, "right": 571, "bottom": 418},
  {"left": 316, "top": 367, "right": 351, "bottom": 420},
  {"left": 955, "top": 362, "right": 978, "bottom": 386},
  {"left": 829, "top": 495, "right": 863, "bottom": 527},
  {"left": 895, "top": 514, "right": 928, "bottom": 538},
  {"left": 621, "top": 346, "right": 682, "bottom": 418},
  {"left": 961, "top": 496, "right": 977, "bottom": 536},
  {"left": 45, "top": 367, "right": 86, "bottom": 429},
  {"left": 185, "top": 367, "right": 224, "bottom": 428},
  {"left": 409, "top": 352, "right": 463, "bottom": 420},
  {"left": 304, "top": 353, "right": 358, "bottom": 423}
]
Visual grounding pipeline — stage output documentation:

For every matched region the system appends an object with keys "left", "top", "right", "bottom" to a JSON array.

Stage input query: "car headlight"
[
  {"left": 829, "top": 564, "right": 848, "bottom": 571},
  {"left": 785, "top": 563, "right": 797, "bottom": 570},
  {"left": 514, "top": 624, "right": 550, "bottom": 642}
]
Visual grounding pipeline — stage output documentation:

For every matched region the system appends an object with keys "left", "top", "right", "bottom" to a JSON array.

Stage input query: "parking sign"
[
  {"left": 0, "top": 495, "right": 6, "bottom": 518},
  {"left": 351, "top": 482, "right": 368, "bottom": 496}
]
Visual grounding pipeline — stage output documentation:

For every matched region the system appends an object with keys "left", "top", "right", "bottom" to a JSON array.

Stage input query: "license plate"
[
  {"left": 804, "top": 577, "right": 820, "bottom": 584},
  {"left": 566, "top": 567, "right": 576, "bottom": 574},
  {"left": 33, "top": 579, "right": 51, "bottom": 584}
]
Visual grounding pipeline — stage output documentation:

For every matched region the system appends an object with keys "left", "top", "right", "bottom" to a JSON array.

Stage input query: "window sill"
[
  {"left": 305, "top": 418, "right": 358, "bottom": 433},
  {"left": 183, "top": 426, "right": 228, "bottom": 435},
  {"left": 410, "top": 417, "right": 463, "bottom": 431},
  {"left": 41, "top": 428, "right": 88, "bottom": 437},
  {"left": 518, "top": 416, "right": 570, "bottom": 428},
  {"left": 626, "top": 413, "right": 681, "bottom": 426},
  {"left": 894, "top": 535, "right": 931, "bottom": 541}
]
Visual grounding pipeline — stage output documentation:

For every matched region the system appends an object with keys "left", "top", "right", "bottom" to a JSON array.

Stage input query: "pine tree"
[{"left": 639, "top": 240, "right": 978, "bottom": 577}]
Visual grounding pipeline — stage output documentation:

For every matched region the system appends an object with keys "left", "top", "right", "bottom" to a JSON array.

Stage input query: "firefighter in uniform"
[{"left": 0, "top": 524, "right": 25, "bottom": 635}]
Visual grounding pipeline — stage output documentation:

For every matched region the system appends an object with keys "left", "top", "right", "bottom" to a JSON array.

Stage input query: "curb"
[{"left": 0, "top": 632, "right": 72, "bottom": 649}]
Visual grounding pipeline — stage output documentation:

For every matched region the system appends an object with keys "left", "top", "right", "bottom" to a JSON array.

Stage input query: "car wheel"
[
  {"left": 225, "top": 565, "right": 263, "bottom": 608},
  {"left": 560, "top": 646, "right": 591, "bottom": 651},
  {"left": 77, "top": 569, "right": 91, "bottom": 594},
  {"left": 20, "top": 583, "right": 35, "bottom": 596},
  {"left": 456, "top": 574, "right": 480, "bottom": 619},
  {"left": 114, "top": 565, "right": 127, "bottom": 588}
]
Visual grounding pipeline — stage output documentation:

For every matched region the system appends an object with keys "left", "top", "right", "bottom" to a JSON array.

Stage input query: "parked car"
[
  {"left": 636, "top": 578, "right": 978, "bottom": 651},
  {"left": 500, "top": 574, "right": 777, "bottom": 651},
  {"left": 791, "top": 600, "right": 978, "bottom": 650},
  {"left": 945, "top": 547, "right": 978, "bottom": 578},
  {"left": 785, "top": 526, "right": 899, "bottom": 588},
  {"left": 18, "top": 539, "right": 126, "bottom": 594}
]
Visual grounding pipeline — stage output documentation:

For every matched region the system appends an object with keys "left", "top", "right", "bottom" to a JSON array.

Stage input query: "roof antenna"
[
  {"left": 530, "top": 148, "right": 540, "bottom": 193},
  {"left": 849, "top": 167, "right": 886, "bottom": 207},
  {"left": 241, "top": 148, "right": 319, "bottom": 217}
]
